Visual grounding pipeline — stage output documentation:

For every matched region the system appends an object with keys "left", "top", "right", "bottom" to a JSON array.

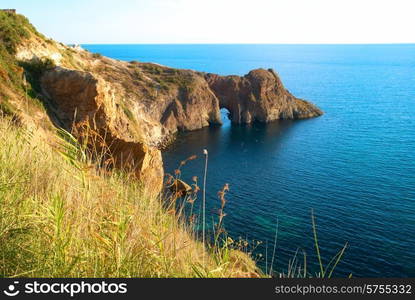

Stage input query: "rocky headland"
[{"left": 0, "top": 12, "right": 323, "bottom": 193}]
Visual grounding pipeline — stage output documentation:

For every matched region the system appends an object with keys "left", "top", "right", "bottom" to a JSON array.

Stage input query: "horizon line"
[{"left": 78, "top": 42, "right": 415, "bottom": 45}]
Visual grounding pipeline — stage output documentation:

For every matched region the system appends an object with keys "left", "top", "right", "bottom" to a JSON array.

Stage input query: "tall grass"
[
  {"left": 0, "top": 117, "right": 258, "bottom": 277},
  {"left": 274, "top": 211, "right": 348, "bottom": 278}
]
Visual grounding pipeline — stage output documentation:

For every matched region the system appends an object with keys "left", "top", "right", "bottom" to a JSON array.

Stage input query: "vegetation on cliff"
[
  {"left": 0, "top": 11, "right": 52, "bottom": 129},
  {"left": 0, "top": 11, "right": 28, "bottom": 114}
]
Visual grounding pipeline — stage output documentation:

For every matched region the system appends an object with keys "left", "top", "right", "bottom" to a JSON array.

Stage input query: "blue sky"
[{"left": 2, "top": 0, "right": 415, "bottom": 44}]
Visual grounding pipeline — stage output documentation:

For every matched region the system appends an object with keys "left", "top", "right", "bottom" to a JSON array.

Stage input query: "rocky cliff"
[
  {"left": 35, "top": 54, "right": 322, "bottom": 147},
  {"left": 0, "top": 12, "right": 323, "bottom": 193}
]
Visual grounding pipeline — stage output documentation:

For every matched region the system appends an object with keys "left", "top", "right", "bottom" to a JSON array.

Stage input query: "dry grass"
[{"left": 0, "top": 116, "right": 259, "bottom": 278}]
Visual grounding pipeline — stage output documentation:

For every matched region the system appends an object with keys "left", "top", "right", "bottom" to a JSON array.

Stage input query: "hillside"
[{"left": 0, "top": 11, "right": 322, "bottom": 278}]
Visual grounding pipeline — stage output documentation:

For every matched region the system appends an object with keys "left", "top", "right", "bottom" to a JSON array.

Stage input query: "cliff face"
[
  {"left": 1, "top": 12, "right": 323, "bottom": 193},
  {"left": 40, "top": 68, "right": 164, "bottom": 193}
]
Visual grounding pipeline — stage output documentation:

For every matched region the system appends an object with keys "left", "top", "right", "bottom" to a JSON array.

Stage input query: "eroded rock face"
[
  {"left": 156, "top": 71, "right": 222, "bottom": 133},
  {"left": 205, "top": 68, "right": 323, "bottom": 123}
]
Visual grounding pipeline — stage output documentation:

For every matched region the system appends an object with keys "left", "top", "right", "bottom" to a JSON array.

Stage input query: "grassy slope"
[{"left": 0, "top": 116, "right": 259, "bottom": 278}]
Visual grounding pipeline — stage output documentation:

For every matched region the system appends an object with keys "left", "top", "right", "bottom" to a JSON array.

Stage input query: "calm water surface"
[{"left": 83, "top": 44, "right": 415, "bottom": 277}]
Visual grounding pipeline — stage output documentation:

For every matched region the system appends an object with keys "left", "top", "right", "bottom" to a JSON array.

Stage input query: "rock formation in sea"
[{"left": 205, "top": 69, "right": 322, "bottom": 123}]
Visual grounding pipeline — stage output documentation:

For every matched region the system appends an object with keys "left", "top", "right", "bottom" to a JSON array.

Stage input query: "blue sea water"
[{"left": 83, "top": 44, "right": 415, "bottom": 277}]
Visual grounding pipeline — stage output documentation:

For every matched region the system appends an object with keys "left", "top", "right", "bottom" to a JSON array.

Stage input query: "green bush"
[
  {"left": 0, "top": 11, "right": 37, "bottom": 54},
  {"left": 20, "top": 58, "right": 56, "bottom": 74},
  {"left": 19, "top": 58, "right": 56, "bottom": 95}
]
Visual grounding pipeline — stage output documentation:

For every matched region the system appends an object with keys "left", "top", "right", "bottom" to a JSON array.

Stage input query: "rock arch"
[{"left": 206, "top": 68, "right": 322, "bottom": 124}]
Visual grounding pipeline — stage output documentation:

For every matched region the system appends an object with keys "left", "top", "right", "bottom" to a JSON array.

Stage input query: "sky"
[{"left": 2, "top": 0, "right": 415, "bottom": 44}]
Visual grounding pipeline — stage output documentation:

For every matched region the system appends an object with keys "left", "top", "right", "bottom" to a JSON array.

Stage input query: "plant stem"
[
  {"left": 311, "top": 209, "right": 324, "bottom": 277},
  {"left": 202, "top": 149, "right": 208, "bottom": 251},
  {"left": 269, "top": 220, "right": 278, "bottom": 276}
]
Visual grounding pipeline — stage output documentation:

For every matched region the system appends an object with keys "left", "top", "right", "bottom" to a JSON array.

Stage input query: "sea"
[{"left": 83, "top": 44, "right": 415, "bottom": 277}]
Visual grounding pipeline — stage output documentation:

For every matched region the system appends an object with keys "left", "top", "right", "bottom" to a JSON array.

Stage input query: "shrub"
[
  {"left": 19, "top": 58, "right": 56, "bottom": 95},
  {"left": 20, "top": 58, "right": 56, "bottom": 75},
  {"left": 0, "top": 11, "right": 37, "bottom": 54}
]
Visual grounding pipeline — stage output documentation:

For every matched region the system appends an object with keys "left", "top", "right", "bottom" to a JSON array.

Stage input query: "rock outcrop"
[{"left": 40, "top": 67, "right": 164, "bottom": 193}]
